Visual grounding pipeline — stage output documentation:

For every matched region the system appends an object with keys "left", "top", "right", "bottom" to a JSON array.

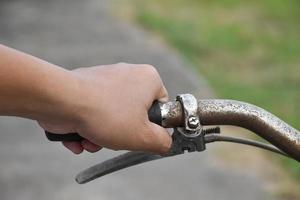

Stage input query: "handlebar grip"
[
  {"left": 45, "top": 101, "right": 162, "bottom": 142},
  {"left": 148, "top": 101, "right": 162, "bottom": 126},
  {"left": 45, "top": 131, "right": 84, "bottom": 141}
]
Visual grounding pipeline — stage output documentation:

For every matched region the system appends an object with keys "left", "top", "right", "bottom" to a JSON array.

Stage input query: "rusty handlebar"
[{"left": 160, "top": 99, "right": 300, "bottom": 161}]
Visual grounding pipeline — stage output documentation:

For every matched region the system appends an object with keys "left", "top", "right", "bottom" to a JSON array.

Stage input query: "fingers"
[
  {"left": 141, "top": 64, "right": 168, "bottom": 102},
  {"left": 144, "top": 74, "right": 170, "bottom": 154},
  {"left": 62, "top": 140, "right": 102, "bottom": 154},
  {"left": 39, "top": 122, "right": 102, "bottom": 154},
  {"left": 81, "top": 140, "right": 102, "bottom": 152},
  {"left": 140, "top": 123, "right": 172, "bottom": 154},
  {"left": 157, "top": 85, "right": 169, "bottom": 102},
  {"left": 150, "top": 83, "right": 170, "bottom": 154},
  {"left": 62, "top": 141, "right": 84, "bottom": 154}
]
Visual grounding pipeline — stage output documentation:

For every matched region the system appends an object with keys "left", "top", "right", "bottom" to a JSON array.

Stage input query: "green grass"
[{"left": 119, "top": 0, "right": 300, "bottom": 180}]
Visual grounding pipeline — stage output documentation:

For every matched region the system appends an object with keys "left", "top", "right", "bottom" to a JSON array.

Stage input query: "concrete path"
[{"left": 0, "top": 0, "right": 268, "bottom": 199}]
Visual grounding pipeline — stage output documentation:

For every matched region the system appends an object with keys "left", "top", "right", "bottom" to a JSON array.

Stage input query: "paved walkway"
[{"left": 0, "top": 0, "right": 268, "bottom": 199}]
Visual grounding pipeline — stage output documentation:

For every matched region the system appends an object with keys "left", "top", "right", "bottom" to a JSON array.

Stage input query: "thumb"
[
  {"left": 143, "top": 123, "right": 172, "bottom": 154},
  {"left": 156, "top": 85, "right": 169, "bottom": 102}
]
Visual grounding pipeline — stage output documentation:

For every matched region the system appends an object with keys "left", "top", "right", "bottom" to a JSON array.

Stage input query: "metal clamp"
[{"left": 176, "top": 94, "right": 201, "bottom": 136}]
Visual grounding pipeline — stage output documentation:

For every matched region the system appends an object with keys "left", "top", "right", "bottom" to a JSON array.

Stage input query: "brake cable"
[{"left": 204, "top": 134, "right": 287, "bottom": 156}]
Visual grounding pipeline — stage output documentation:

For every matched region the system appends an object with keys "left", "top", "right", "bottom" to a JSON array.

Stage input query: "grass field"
[{"left": 115, "top": 0, "right": 300, "bottom": 196}]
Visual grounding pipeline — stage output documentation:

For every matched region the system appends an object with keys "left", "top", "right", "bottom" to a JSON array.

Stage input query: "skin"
[{"left": 0, "top": 44, "right": 172, "bottom": 154}]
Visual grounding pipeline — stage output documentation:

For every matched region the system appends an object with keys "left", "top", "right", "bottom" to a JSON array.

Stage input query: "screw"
[{"left": 188, "top": 116, "right": 199, "bottom": 129}]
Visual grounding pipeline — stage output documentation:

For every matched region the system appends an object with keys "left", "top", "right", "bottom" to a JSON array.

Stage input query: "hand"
[{"left": 39, "top": 63, "right": 172, "bottom": 154}]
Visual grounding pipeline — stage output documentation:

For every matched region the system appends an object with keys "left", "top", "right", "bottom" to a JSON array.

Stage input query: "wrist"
[
  {"left": 46, "top": 69, "right": 86, "bottom": 124},
  {"left": 60, "top": 70, "right": 88, "bottom": 125},
  {"left": 30, "top": 67, "right": 85, "bottom": 125}
]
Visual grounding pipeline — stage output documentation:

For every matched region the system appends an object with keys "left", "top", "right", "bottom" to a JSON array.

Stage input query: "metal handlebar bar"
[
  {"left": 159, "top": 99, "right": 300, "bottom": 161},
  {"left": 199, "top": 99, "right": 300, "bottom": 161}
]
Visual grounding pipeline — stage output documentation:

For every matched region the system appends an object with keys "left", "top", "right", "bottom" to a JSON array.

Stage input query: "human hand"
[{"left": 39, "top": 63, "right": 172, "bottom": 154}]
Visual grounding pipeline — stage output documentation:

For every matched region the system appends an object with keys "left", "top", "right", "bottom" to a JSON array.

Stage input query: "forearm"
[{"left": 0, "top": 44, "right": 80, "bottom": 122}]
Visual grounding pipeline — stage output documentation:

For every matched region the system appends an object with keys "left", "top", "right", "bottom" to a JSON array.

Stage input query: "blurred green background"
[{"left": 117, "top": 0, "right": 300, "bottom": 198}]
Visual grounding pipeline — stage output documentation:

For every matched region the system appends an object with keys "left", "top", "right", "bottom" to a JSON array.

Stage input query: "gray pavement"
[{"left": 0, "top": 0, "right": 268, "bottom": 199}]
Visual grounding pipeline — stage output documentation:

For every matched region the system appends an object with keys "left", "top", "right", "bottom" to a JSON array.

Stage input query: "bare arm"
[
  {"left": 0, "top": 44, "right": 171, "bottom": 154},
  {"left": 0, "top": 45, "right": 79, "bottom": 120}
]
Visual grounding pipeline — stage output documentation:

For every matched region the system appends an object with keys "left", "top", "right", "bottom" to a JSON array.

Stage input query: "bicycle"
[{"left": 45, "top": 93, "right": 300, "bottom": 184}]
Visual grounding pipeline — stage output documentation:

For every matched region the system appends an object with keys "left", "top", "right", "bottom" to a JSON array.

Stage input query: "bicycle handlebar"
[
  {"left": 45, "top": 98, "right": 300, "bottom": 162},
  {"left": 158, "top": 99, "right": 300, "bottom": 161},
  {"left": 200, "top": 100, "right": 300, "bottom": 161}
]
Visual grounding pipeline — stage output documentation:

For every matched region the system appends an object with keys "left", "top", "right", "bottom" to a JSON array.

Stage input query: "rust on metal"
[
  {"left": 159, "top": 98, "right": 300, "bottom": 161},
  {"left": 197, "top": 99, "right": 300, "bottom": 162},
  {"left": 160, "top": 101, "right": 183, "bottom": 127}
]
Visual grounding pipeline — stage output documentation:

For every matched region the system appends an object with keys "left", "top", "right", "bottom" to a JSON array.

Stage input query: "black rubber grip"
[
  {"left": 45, "top": 131, "right": 84, "bottom": 142},
  {"left": 147, "top": 101, "right": 162, "bottom": 126},
  {"left": 45, "top": 101, "right": 162, "bottom": 142}
]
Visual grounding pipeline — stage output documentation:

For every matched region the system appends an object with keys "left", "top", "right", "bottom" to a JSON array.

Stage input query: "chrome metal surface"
[
  {"left": 188, "top": 116, "right": 200, "bottom": 129},
  {"left": 160, "top": 101, "right": 183, "bottom": 127},
  {"left": 176, "top": 94, "right": 201, "bottom": 133},
  {"left": 198, "top": 99, "right": 300, "bottom": 162}
]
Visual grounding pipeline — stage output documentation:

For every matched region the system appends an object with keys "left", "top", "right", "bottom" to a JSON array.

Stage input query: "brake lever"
[
  {"left": 76, "top": 151, "right": 164, "bottom": 184},
  {"left": 76, "top": 127, "right": 211, "bottom": 184},
  {"left": 75, "top": 125, "right": 289, "bottom": 184}
]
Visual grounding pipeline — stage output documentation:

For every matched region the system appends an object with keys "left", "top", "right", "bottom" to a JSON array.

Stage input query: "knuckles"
[
  {"left": 120, "top": 63, "right": 159, "bottom": 76},
  {"left": 139, "top": 64, "right": 159, "bottom": 77}
]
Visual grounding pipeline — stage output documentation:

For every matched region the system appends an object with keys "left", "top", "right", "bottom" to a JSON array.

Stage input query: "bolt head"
[{"left": 188, "top": 116, "right": 200, "bottom": 128}]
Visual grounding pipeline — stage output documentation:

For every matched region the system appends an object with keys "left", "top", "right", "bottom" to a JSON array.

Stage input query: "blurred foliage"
[{"left": 120, "top": 0, "right": 300, "bottom": 187}]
